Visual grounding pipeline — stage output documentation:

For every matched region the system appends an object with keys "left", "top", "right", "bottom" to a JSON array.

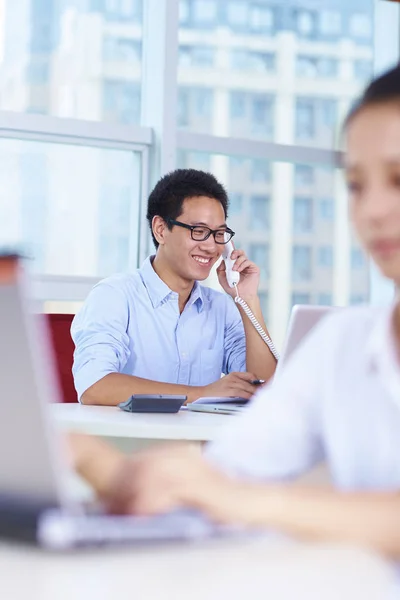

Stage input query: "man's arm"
[
  {"left": 81, "top": 373, "right": 203, "bottom": 405},
  {"left": 217, "top": 249, "right": 277, "bottom": 382},
  {"left": 236, "top": 294, "right": 277, "bottom": 382}
]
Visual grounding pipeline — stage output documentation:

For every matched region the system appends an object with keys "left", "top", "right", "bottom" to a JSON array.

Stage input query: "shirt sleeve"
[
  {"left": 222, "top": 296, "right": 246, "bottom": 374},
  {"left": 206, "top": 315, "right": 337, "bottom": 481},
  {"left": 71, "top": 281, "right": 131, "bottom": 401}
]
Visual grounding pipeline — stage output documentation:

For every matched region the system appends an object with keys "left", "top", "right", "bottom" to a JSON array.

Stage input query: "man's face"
[
  {"left": 346, "top": 103, "right": 400, "bottom": 285},
  {"left": 160, "top": 196, "right": 227, "bottom": 282}
]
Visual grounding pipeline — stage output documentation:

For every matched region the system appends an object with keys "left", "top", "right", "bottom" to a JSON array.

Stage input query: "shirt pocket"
[{"left": 199, "top": 348, "right": 224, "bottom": 385}]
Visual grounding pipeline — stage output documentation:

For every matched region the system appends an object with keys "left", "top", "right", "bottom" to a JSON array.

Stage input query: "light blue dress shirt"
[{"left": 71, "top": 256, "right": 246, "bottom": 400}]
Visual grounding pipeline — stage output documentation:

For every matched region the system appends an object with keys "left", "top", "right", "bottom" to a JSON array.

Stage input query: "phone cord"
[{"left": 234, "top": 284, "right": 280, "bottom": 361}]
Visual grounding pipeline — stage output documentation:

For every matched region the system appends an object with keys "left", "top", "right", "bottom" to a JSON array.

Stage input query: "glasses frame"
[{"left": 166, "top": 219, "right": 235, "bottom": 244}]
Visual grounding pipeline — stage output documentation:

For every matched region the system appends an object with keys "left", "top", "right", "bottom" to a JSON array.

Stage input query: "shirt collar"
[{"left": 138, "top": 256, "right": 204, "bottom": 312}]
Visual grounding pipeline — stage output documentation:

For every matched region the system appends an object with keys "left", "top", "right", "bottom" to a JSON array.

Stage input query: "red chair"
[{"left": 47, "top": 313, "right": 77, "bottom": 403}]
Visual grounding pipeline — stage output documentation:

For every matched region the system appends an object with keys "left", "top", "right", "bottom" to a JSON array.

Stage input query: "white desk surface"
[
  {"left": 51, "top": 403, "right": 230, "bottom": 442},
  {"left": 0, "top": 536, "right": 395, "bottom": 600}
]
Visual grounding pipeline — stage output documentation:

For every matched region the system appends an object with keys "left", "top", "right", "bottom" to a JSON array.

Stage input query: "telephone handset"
[
  {"left": 222, "top": 240, "right": 240, "bottom": 288},
  {"left": 222, "top": 235, "right": 280, "bottom": 361}
]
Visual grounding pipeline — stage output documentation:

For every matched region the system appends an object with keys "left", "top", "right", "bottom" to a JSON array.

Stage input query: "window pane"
[
  {"left": 176, "top": 152, "right": 370, "bottom": 347},
  {"left": 1, "top": 139, "right": 140, "bottom": 277},
  {"left": 0, "top": 0, "right": 143, "bottom": 123},
  {"left": 178, "top": 0, "right": 374, "bottom": 145}
]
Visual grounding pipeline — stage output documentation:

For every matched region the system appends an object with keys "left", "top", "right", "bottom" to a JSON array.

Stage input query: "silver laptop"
[
  {"left": 187, "top": 304, "right": 334, "bottom": 415},
  {"left": 0, "top": 252, "right": 231, "bottom": 549}
]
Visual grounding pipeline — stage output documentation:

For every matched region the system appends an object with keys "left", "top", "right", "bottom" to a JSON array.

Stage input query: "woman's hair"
[{"left": 345, "top": 63, "right": 400, "bottom": 127}]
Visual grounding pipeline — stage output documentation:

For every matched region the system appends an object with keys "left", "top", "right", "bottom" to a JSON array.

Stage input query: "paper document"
[{"left": 192, "top": 396, "right": 248, "bottom": 405}]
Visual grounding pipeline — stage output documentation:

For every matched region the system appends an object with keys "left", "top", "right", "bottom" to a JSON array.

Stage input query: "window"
[
  {"left": 319, "top": 11, "right": 341, "bottom": 36},
  {"left": 230, "top": 92, "right": 246, "bottom": 119},
  {"left": 179, "top": 45, "right": 215, "bottom": 67},
  {"left": 294, "top": 9, "right": 317, "bottom": 38},
  {"left": 317, "top": 293, "right": 332, "bottom": 306},
  {"left": 292, "top": 246, "right": 312, "bottom": 282},
  {"left": 250, "top": 195, "right": 270, "bottom": 230},
  {"left": 229, "top": 193, "right": 243, "bottom": 215},
  {"left": 176, "top": 150, "right": 211, "bottom": 171},
  {"left": 295, "top": 165, "right": 314, "bottom": 186},
  {"left": 0, "top": 139, "right": 140, "bottom": 277},
  {"left": 248, "top": 243, "right": 269, "bottom": 280},
  {"left": 195, "top": 88, "right": 213, "bottom": 117},
  {"left": 354, "top": 60, "right": 373, "bottom": 81},
  {"left": 251, "top": 158, "right": 271, "bottom": 183},
  {"left": 292, "top": 293, "right": 311, "bottom": 306},
  {"left": 178, "top": 89, "right": 189, "bottom": 127},
  {"left": 103, "top": 38, "right": 141, "bottom": 62},
  {"left": 319, "top": 198, "right": 334, "bottom": 220},
  {"left": 296, "top": 56, "right": 338, "bottom": 78},
  {"left": 293, "top": 197, "right": 313, "bottom": 233},
  {"left": 249, "top": 5, "right": 275, "bottom": 33},
  {"left": 251, "top": 96, "right": 273, "bottom": 136},
  {"left": 296, "top": 99, "right": 315, "bottom": 139},
  {"left": 318, "top": 246, "right": 333, "bottom": 268},
  {"left": 227, "top": 2, "right": 248, "bottom": 27},
  {"left": 351, "top": 248, "right": 366, "bottom": 269},
  {"left": 350, "top": 294, "right": 368, "bottom": 305},
  {"left": 180, "top": 0, "right": 190, "bottom": 24},
  {"left": 231, "top": 50, "right": 275, "bottom": 72},
  {"left": 103, "top": 81, "right": 141, "bottom": 124},
  {"left": 258, "top": 291, "right": 269, "bottom": 318},
  {"left": 26, "top": 62, "right": 50, "bottom": 85},
  {"left": 350, "top": 13, "right": 372, "bottom": 39},
  {"left": 193, "top": 0, "right": 217, "bottom": 26}
]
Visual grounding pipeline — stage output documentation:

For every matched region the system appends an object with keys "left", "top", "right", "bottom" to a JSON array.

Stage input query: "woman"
[{"left": 72, "top": 64, "right": 400, "bottom": 558}]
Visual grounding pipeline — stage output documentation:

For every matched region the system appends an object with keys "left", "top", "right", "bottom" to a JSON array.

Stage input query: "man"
[{"left": 72, "top": 169, "right": 276, "bottom": 405}]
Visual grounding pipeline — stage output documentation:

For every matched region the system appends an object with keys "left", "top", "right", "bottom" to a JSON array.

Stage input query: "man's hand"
[
  {"left": 217, "top": 248, "right": 260, "bottom": 300},
  {"left": 200, "top": 372, "right": 258, "bottom": 400}
]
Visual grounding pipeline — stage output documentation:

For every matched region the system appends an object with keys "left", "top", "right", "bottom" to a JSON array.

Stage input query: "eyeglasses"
[{"left": 167, "top": 219, "right": 235, "bottom": 244}]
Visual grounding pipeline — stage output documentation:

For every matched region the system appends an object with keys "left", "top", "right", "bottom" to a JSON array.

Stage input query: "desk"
[
  {"left": 0, "top": 537, "right": 395, "bottom": 600},
  {"left": 51, "top": 404, "right": 230, "bottom": 453}
]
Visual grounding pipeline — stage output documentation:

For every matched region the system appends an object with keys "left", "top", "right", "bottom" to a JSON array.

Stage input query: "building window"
[
  {"left": 251, "top": 158, "right": 270, "bottom": 183},
  {"left": 350, "top": 13, "right": 372, "bottom": 39},
  {"left": 230, "top": 91, "right": 246, "bottom": 119},
  {"left": 350, "top": 294, "right": 367, "bottom": 305},
  {"left": 354, "top": 60, "right": 372, "bottom": 81},
  {"left": 258, "top": 291, "right": 269, "bottom": 318},
  {"left": 231, "top": 50, "right": 275, "bottom": 72},
  {"left": 295, "top": 164, "right": 314, "bottom": 186},
  {"left": 351, "top": 248, "right": 366, "bottom": 269},
  {"left": 296, "top": 99, "right": 315, "bottom": 139},
  {"left": 250, "top": 195, "right": 270, "bottom": 230},
  {"left": 319, "top": 11, "right": 341, "bottom": 36},
  {"left": 180, "top": 0, "right": 190, "bottom": 24},
  {"left": 102, "top": 81, "right": 140, "bottom": 124},
  {"left": 292, "top": 246, "right": 312, "bottom": 282},
  {"left": 292, "top": 292, "right": 311, "bottom": 306},
  {"left": 293, "top": 197, "right": 313, "bottom": 233},
  {"left": 193, "top": 0, "right": 217, "bottom": 26},
  {"left": 249, "top": 5, "right": 275, "bottom": 33},
  {"left": 179, "top": 45, "right": 215, "bottom": 67},
  {"left": 317, "top": 293, "right": 332, "bottom": 306},
  {"left": 318, "top": 246, "right": 333, "bottom": 268},
  {"left": 294, "top": 9, "right": 317, "bottom": 38},
  {"left": 319, "top": 198, "right": 334, "bottom": 220},
  {"left": 249, "top": 243, "right": 269, "bottom": 280},
  {"left": 296, "top": 56, "right": 338, "bottom": 78},
  {"left": 227, "top": 1, "right": 248, "bottom": 27},
  {"left": 251, "top": 96, "right": 273, "bottom": 136},
  {"left": 229, "top": 193, "right": 243, "bottom": 215},
  {"left": 103, "top": 38, "right": 141, "bottom": 62}
]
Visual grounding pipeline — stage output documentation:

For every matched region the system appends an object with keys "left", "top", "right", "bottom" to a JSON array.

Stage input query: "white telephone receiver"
[
  {"left": 222, "top": 238, "right": 240, "bottom": 288},
  {"left": 222, "top": 234, "right": 279, "bottom": 361}
]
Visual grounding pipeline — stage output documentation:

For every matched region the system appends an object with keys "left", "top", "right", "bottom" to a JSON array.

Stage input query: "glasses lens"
[
  {"left": 191, "top": 226, "right": 209, "bottom": 241},
  {"left": 215, "top": 230, "right": 233, "bottom": 244}
]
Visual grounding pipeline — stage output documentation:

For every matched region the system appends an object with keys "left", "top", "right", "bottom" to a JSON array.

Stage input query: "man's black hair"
[
  {"left": 345, "top": 63, "right": 400, "bottom": 127},
  {"left": 146, "top": 168, "right": 229, "bottom": 249}
]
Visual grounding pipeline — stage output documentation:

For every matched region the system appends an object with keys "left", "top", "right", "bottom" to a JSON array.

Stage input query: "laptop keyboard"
[{"left": 38, "top": 509, "right": 229, "bottom": 549}]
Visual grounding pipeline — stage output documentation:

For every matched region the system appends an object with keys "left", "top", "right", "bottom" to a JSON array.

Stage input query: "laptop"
[
  {"left": 187, "top": 304, "right": 334, "bottom": 415},
  {"left": 0, "top": 252, "right": 233, "bottom": 549}
]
